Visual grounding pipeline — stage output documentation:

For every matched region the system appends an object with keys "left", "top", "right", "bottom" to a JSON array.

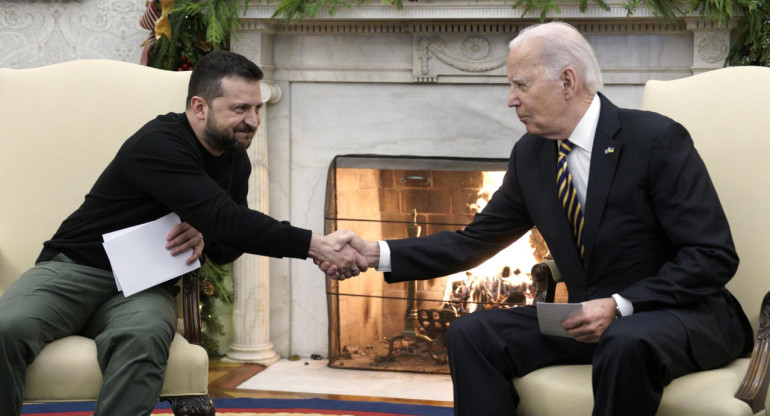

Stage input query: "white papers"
[
  {"left": 537, "top": 302, "right": 583, "bottom": 337},
  {"left": 103, "top": 213, "right": 200, "bottom": 297}
]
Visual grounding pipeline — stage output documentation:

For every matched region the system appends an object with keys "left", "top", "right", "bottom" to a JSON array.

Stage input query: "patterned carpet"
[{"left": 21, "top": 397, "right": 453, "bottom": 416}]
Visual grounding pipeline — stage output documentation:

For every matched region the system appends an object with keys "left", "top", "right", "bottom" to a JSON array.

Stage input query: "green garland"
[
  {"left": 270, "top": 0, "right": 374, "bottom": 24},
  {"left": 269, "top": 0, "right": 768, "bottom": 66},
  {"left": 145, "top": 0, "right": 767, "bottom": 70},
  {"left": 198, "top": 260, "right": 234, "bottom": 356},
  {"left": 725, "top": 0, "right": 769, "bottom": 66},
  {"left": 147, "top": 0, "right": 255, "bottom": 70}
]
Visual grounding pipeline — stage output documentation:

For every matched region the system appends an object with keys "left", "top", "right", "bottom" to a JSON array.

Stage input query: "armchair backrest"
[
  {"left": 0, "top": 60, "right": 191, "bottom": 294},
  {"left": 640, "top": 66, "right": 770, "bottom": 336}
]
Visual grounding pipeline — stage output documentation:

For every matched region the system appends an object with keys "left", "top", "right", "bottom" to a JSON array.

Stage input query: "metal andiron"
[{"left": 376, "top": 209, "right": 454, "bottom": 364}]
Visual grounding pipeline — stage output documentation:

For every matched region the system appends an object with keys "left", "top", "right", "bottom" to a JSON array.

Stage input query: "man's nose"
[
  {"left": 245, "top": 110, "right": 260, "bottom": 129},
  {"left": 508, "top": 88, "right": 519, "bottom": 108}
]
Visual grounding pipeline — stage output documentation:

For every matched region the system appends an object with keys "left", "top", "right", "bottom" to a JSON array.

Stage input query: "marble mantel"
[
  {"left": 236, "top": 0, "right": 740, "bottom": 82},
  {"left": 231, "top": 1, "right": 738, "bottom": 359}
]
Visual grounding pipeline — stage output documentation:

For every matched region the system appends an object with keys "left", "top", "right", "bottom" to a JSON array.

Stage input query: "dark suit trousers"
[{"left": 446, "top": 305, "right": 700, "bottom": 416}]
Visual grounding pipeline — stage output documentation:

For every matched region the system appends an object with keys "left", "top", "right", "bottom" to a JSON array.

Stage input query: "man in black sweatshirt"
[{"left": 0, "top": 50, "right": 364, "bottom": 416}]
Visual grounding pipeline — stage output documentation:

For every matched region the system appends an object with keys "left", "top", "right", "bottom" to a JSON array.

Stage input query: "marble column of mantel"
[{"left": 224, "top": 81, "right": 282, "bottom": 365}]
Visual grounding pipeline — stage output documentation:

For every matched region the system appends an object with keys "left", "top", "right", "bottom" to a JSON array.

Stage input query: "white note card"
[
  {"left": 103, "top": 213, "right": 200, "bottom": 297},
  {"left": 537, "top": 302, "right": 583, "bottom": 337}
]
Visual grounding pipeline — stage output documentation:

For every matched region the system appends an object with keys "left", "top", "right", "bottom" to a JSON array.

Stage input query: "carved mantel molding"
[{"left": 236, "top": 0, "right": 740, "bottom": 84}]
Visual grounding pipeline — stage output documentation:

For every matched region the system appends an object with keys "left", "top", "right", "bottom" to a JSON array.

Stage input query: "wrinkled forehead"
[{"left": 218, "top": 76, "right": 262, "bottom": 103}]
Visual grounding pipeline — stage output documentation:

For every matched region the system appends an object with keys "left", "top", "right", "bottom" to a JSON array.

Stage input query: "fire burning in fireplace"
[
  {"left": 441, "top": 231, "right": 539, "bottom": 315},
  {"left": 325, "top": 156, "right": 549, "bottom": 374},
  {"left": 441, "top": 171, "right": 546, "bottom": 315}
]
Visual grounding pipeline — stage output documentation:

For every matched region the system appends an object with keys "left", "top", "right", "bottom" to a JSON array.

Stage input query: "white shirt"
[
  {"left": 561, "top": 94, "right": 600, "bottom": 208},
  {"left": 377, "top": 94, "right": 632, "bottom": 316}
]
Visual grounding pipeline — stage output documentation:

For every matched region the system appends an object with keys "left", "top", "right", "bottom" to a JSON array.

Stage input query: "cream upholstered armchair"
[
  {"left": 516, "top": 65, "right": 770, "bottom": 416},
  {"left": 0, "top": 60, "right": 213, "bottom": 415}
]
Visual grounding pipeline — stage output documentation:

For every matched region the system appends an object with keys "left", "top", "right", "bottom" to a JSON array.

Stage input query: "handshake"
[{"left": 308, "top": 230, "right": 379, "bottom": 280}]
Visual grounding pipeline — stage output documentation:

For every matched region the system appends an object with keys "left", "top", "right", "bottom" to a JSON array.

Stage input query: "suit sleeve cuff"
[
  {"left": 377, "top": 240, "right": 392, "bottom": 272},
  {"left": 612, "top": 293, "right": 634, "bottom": 317}
]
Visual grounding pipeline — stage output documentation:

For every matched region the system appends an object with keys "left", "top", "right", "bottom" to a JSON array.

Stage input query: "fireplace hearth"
[{"left": 324, "top": 155, "right": 549, "bottom": 373}]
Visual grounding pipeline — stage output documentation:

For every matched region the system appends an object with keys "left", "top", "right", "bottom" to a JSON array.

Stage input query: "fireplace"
[{"left": 324, "top": 155, "right": 550, "bottom": 373}]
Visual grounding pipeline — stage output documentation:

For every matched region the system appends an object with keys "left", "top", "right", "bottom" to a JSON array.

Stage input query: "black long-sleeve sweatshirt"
[{"left": 39, "top": 112, "right": 311, "bottom": 271}]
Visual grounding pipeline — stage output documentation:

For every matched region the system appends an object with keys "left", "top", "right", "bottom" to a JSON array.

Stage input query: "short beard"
[{"left": 203, "top": 114, "right": 252, "bottom": 152}]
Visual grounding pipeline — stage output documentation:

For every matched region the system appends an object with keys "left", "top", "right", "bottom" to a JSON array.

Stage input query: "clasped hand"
[
  {"left": 308, "top": 230, "right": 368, "bottom": 280},
  {"left": 310, "top": 230, "right": 378, "bottom": 280},
  {"left": 165, "top": 225, "right": 371, "bottom": 279}
]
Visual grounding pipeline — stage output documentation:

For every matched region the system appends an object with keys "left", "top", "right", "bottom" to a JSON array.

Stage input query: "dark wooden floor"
[{"left": 207, "top": 358, "right": 453, "bottom": 407}]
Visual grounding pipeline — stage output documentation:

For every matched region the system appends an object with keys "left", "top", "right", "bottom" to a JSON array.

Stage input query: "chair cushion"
[
  {"left": 24, "top": 333, "right": 208, "bottom": 402},
  {"left": 513, "top": 358, "right": 757, "bottom": 416}
]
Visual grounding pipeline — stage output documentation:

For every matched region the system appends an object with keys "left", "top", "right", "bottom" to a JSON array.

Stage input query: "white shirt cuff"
[
  {"left": 612, "top": 293, "right": 634, "bottom": 317},
  {"left": 377, "top": 240, "right": 392, "bottom": 272}
]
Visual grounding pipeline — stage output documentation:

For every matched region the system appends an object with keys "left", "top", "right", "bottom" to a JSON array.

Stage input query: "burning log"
[{"left": 442, "top": 265, "right": 533, "bottom": 315}]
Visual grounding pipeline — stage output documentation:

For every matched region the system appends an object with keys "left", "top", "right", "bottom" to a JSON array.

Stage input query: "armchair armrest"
[
  {"left": 734, "top": 290, "right": 770, "bottom": 413},
  {"left": 532, "top": 260, "right": 561, "bottom": 304},
  {"left": 181, "top": 269, "right": 203, "bottom": 346}
]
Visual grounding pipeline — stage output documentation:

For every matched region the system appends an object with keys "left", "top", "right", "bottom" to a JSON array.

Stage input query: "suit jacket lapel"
[{"left": 583, "top": 94, "right": 622, "bottom": 270}]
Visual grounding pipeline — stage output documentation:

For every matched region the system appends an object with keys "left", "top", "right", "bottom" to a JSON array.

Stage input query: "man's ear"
[
  {"left": 189, "top": 96, "right": 208, "bottom": 121},
  {"left": 561, "top": 67, "right": 579, "bottom": 99}
]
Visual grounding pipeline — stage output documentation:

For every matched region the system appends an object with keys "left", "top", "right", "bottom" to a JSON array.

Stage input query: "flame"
[
  {"left": 469, "top": 171, "right": 506, "bottom": 213},
  {"left": 442, "top": 171, "right": 537, "bottom": 314},
  {"left": 467, "top": 171, "right": 536, "bottom": 278}
]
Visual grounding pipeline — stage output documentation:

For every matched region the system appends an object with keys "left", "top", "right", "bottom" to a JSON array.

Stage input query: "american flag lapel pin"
[{"left": 604, "top": 147, "right": 615, "bottom": 154}]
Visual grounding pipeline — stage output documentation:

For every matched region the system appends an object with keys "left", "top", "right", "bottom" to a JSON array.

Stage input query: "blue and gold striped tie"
[{"left": 557, "top": 140, "right": 585, "bottom": 259}]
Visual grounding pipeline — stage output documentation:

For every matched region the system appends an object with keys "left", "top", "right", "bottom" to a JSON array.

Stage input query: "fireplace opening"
[{"left": 324, "top": 155, "right": 553, "bottom": 374}]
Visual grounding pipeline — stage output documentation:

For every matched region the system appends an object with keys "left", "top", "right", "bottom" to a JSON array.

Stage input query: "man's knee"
[
  {"left": 94, "top": 322, "right": 175, "bottom": 377},
  {"left": 0, "top": 314, "right": 42, "bottom": 364},
  {"left": 447, "top": 311, "right": 494, "bottom": 355},
  {"left": 109, "top": 319, "right": 174, "bottom": 350},
  {"left": 132, "top": 326, "right": 174, "bottom": 360},
  {"left": 595, "top": 322, "right": 668, "bottom": 375},
  {"left": 602, "top": 319, "right": 665, "bottom": 349}
]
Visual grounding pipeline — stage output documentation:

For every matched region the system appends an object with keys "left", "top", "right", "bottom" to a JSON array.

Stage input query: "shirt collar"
[{"left": 565, "top": 94, "right": 601, "bottom": 153}]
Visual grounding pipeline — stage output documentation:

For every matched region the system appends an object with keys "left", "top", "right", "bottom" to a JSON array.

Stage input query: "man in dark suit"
[{"left": 322, "top": 22, "right": 753, "bottom": 415}]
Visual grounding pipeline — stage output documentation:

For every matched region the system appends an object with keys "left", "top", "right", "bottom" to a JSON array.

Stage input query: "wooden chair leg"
[{"left": 161, "top": 395, "right": 215, "bottom": 416}]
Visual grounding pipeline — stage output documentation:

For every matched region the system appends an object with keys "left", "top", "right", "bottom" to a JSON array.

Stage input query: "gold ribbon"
[{"left": 154, "top": 0, "right": 175, "bottom": 41}]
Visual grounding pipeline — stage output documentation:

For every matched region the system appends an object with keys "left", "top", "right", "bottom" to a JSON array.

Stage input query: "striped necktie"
[{"left": 557, "top": 140, "right": 585, "bottom": 259}]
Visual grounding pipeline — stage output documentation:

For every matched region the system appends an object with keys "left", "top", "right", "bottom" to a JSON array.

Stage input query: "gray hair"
[{"left": 509, "top": 22, "right": 604, "bottom": 94}]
